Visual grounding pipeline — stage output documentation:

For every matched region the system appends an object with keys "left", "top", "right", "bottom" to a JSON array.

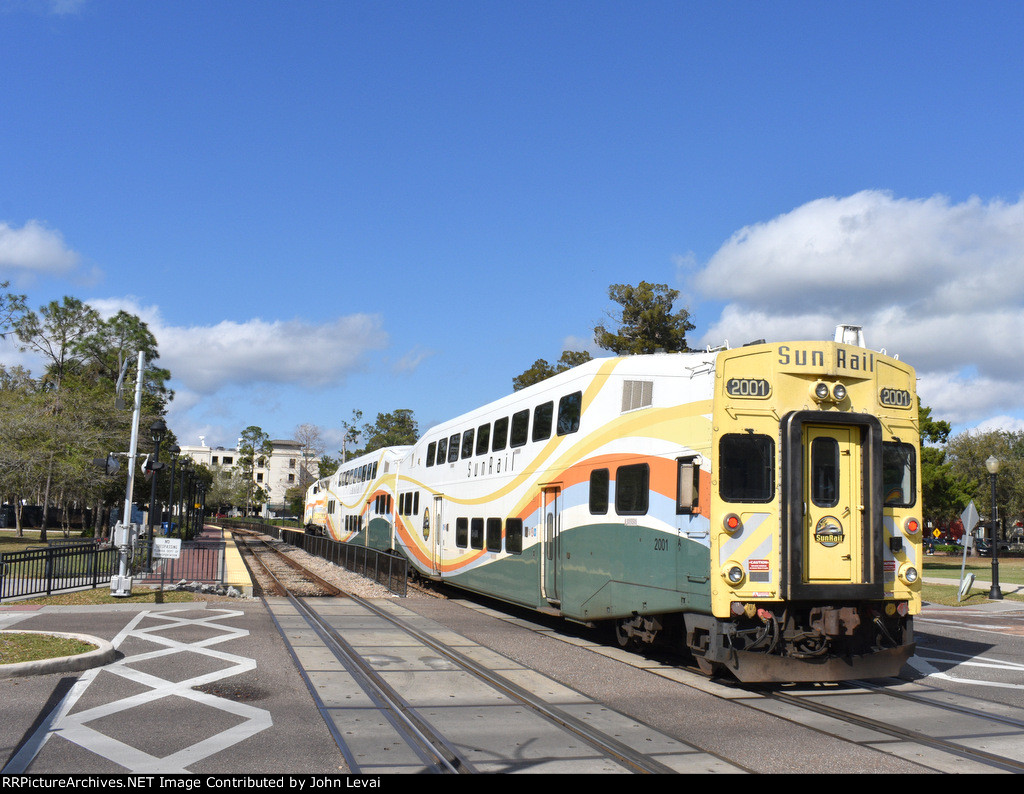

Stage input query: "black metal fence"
[
  {"left": 0, "top": 538, "right": 228, "bottom": 602},
  {"left": 0, "top": 542, "right": 117, "bottom": 602},
  {"left": 134, "top": 540, "right": 227, "bottom": 587},
  {"left": 220, "top": 519, "right": 408, "bottom": 596}
]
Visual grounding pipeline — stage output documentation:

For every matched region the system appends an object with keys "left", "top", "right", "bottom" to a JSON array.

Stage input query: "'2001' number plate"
[{"left": 726, "top": 378, "right": 771, "bottom": 398}]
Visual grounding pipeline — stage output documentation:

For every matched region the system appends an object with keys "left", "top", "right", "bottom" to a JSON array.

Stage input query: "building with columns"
[{"left": 178, "top": 437, "right": 319, "bottom": 517}]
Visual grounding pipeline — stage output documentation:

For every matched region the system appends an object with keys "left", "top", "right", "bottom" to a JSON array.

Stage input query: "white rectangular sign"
[{"left": 152, "top": 538, "right": 182, "bottom": 559}]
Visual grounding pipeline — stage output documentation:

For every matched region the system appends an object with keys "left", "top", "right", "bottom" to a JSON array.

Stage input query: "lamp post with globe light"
[{"left": 986, "top": 456, "right": 1003, "bottom": 600}]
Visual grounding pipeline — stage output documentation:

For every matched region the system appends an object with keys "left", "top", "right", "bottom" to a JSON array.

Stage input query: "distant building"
[{"left": 178, "top": 438, "right": 319, "bottom": 517}]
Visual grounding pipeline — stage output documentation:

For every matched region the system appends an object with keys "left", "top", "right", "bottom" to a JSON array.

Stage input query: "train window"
[
  {"left": 511, "top": 410, "right": 530, "bottom": 448},
  {"left": 448, "top": 434, "right": 461, "bottom": 463},
  {"left": 506, "top": 518, "right": 523, "bottom": 554},
  {"left": 456, "top": 518, "right": 468, "bottom": 548},
  {"left": 676, "top": 457, "right": 701, "bottom": 514},
  {"left": 533, "top": 402, "right": 553, "bottom": 442},
  {"left": 557, "top": 391, "right": 582, "bottom": 435},
  {"left": 486, "top": 518, "right": 503, "bottom": 551},
  {"left": 476, "top": 423, "right": 490, "bottom": 455},
  {"left": 436, "top": 438, "right": 448, "bottom": 465},
  {"left": 470, "top": 518, "right": 484, "bottom": 549},
  {"left": 413, "top": 492, "right": 419, "bottom": 514},
  {"left": 616, "top": 464, "right": 650, "bottom": 515},
  {"left": 883, "top": 442, "right": 917, "bottom": 508},
  {"left": 719, "top": 434, "right": 775, "bottom": 503},
  {"left": 493, "top": 417, "right": 508, "bottom": 451},
  {"left": 810, "top": 437, "right": 840, "bottom": 507},
  {"left": 461, "top": 429, "right": 475, "bottom": 459},
  {"left": 590, "top": 469, "right": 609, "bottom": 514}
]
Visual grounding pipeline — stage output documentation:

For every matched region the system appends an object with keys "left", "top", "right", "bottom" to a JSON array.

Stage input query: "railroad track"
[
  {"left": 236, "top": 534, "right": 342, "bottom": 598},
  {"left": 740, "top": 680, "right": 1024, "bottom": 774},
  {"left": 233, "top": 531, "right": 740, "bottom": 774}
]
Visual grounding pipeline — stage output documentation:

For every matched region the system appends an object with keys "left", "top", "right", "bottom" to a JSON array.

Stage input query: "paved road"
[{"left": 0, "top": 600, "right": 347, "bottom": 775}]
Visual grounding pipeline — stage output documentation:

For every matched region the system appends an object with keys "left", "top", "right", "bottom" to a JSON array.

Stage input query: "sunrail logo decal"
[{"left": 814, "top": 517, "right": 844, "bottom": 547}]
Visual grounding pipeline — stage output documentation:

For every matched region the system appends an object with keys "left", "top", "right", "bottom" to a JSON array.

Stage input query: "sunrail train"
[{"left": 304, "top": 325, "right": 921, "bottom": 682}]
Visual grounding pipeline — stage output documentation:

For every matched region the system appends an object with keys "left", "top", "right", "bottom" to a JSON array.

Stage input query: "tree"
[
  {"left": 318, "top": 454, "right": 340, "bottom": 479},
  {"left": 361, "top": 409, "right": 419, "bottom": 454},
  {"left": 293, "top": 423, "right": 325, "bottom": 493},
  {"left": 918, "top": 403, "right": 975, "bottom": 529},
  {"left": 513, "top": 350, "right": 593, "bottom": 391},
  {"left": 341, "top": 409, "right": 363, "bottom": 462},
  {"left": 0, "top": 281, "right": 26, "bottom": 339},
  {"left": 237, "top": 425, "right": 273, "bottom": 516},
  {"left": 946, "top": 428, "right": 1024, "bottom": 537},
  {"left": 593, "top": 281, "right": 695, "bottom": 354}
]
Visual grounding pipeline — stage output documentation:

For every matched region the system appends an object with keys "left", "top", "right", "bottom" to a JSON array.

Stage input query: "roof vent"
[{"left": 834, "top": 324, "right": 865, "bottom": 347}]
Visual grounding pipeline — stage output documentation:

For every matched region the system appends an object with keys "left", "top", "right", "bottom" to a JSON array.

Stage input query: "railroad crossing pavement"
[
  {"left": 0, "top": 600, "right": 349, "bottom": 775},
  {"left": 1, "top": 581, "right": 1021, "bottom": 775}
]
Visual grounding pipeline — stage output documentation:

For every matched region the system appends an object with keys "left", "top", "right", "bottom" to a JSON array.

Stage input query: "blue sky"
[{"left": 2, "top": 0, "right": 1023, "bottom": 454}]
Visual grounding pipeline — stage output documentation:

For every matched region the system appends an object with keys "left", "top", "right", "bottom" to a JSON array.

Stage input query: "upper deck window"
[
  {"left": 533, "top": 402, "right": 553, "bottom": 442},
  {"left": 557, "top": 391, "right": 582, "bottom": 435},
  {"left": 719, "top": 434, "right": 775, "bottom": 503},
  {"left": 492, "top": 417, "right": 508, "bottom": 451},
  {"left": 510, "top": 409, "right": 529, "bottom": 448}
]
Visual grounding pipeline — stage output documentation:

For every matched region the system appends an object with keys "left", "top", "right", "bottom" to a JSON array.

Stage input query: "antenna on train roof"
[{"left": 834, "top": 324, "right": 865, "bottom": 347}]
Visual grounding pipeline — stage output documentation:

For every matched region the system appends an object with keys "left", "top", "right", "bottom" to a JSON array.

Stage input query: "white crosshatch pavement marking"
[{"left": 3, "top": 608, "right": 273, "bottom": 773}]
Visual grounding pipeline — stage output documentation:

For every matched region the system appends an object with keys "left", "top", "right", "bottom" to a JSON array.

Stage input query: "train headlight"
[
  {"left": 811, "top": 381, "right": 831, "bottom": 402},
  {"left": 898, "top": 563, "right": 919, "bottom": 586},
  {"left": 903, "top": 516, "right": 921, "bottom": 535},
  {"left": 832, "top": 383, "right": 847, "bottom": 401},
  {"left": 723, "top": 513, "right": 742, "bottom": 533},
  {"left": 722, "top": 562, "right": 746, "bottom": 586}
]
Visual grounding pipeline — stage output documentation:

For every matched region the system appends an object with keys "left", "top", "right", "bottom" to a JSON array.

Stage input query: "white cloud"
[
  {"left": 692, "top": 191, "right": 1024, "bottom": 430},
  {"left": 0, "top": 220, "right": 82, "bottom": 280},
  {"left": 88, "top": 297, "right": 388, "bottom": 394}
]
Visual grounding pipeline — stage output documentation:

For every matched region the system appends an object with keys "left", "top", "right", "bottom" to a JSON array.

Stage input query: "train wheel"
[
  {"left": 696, "top": 656, "right": 722, "bottom": 676},
  {"left": 614, "top": 620, "right": 643, "bottom": 651}
]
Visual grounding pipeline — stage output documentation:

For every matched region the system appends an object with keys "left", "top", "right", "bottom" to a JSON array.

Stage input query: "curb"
[{"left": 0, "top": 630, "right": 116, "bottom": 679}]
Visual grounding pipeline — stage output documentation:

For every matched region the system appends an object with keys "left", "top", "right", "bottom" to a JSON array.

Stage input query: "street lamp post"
[
  {"left": 985, "top": 455, "right": 1003, "bottom": 600},
  {"left": 146, "top": 419, "right": 167, "bottom": 566},
  {"left": 167, "top": 445, "right": 180, "bottom": 539}
]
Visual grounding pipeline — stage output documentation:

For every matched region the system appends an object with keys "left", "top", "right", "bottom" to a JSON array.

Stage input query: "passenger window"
[
  {"left": 448, "top": 433, "right": 460, "bottom": 463},
  {"left": 719, "top": 434, "right": 775, "bottom": 503},
  {"left": 510, "top": 409, "right": 529, "bottom": 448},
  {"left": 493, "top": 418, "right": 508, "bottom": 451},
  {"left": 506, "top": 518, "right": 523, "bottom": 554},
  {"left": 589, "top": 469, "right": 609, "bottom": 514},
  {"left": 533, "top": 402, "right": 553, "bottom": 442},
  {"left": 486, "top": 518, "right": 503, "bottom": 552},
  {"left": 476, "top": 423, "right": 490, "bottom": 455},
  {"left": 557, "top": 391, "right": 582, "bottom": 435},
  {"left": 456, "top": 518, "right": 468, "bottom": 548},
  {"left": 616, "top": 464, "right": 649, "bottom": 515},
  {"left": 461, "top": 429, "right": 475, "bottom": 459},
  {"left": 676, "top": 457, "right": 701, "bottom": 514},
  {"left": 426, "top": 443, "right": 436, "bottom": 468},
  {"left": 811, "top": 437, "right": 839, "bottom": 507},
  {"left": 470, "top": 518, "right": 484, "bottom": 549},
  {"left": 436, "top": 438, "right": 448, "bottom": 466}
]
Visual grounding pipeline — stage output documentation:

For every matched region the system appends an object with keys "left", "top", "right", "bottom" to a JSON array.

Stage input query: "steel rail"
[
  {"left": 344, "top": 592, "right": 681, "bottom": 774},
  {"left": 238, "top": 535, "right": 476, "bottom": 774},
  {"left": 764, "top": 688, "right": 1024, "bottom": 774},
  {"left": 240, "top": 531, "right": 683, "bottom": 774}
]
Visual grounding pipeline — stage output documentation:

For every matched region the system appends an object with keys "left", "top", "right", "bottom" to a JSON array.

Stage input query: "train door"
[
  {"left": 431, "top": 495, "right": 444, "bottom": 576},
  {"left": 783, "top": 412, "right": 883, "bottom": 600},
  {"left": 542, "top": 486, "right": 561, "bottom": 603},
  {"left": 803, "top": 425, "right": 862, "bottom": 583}
]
